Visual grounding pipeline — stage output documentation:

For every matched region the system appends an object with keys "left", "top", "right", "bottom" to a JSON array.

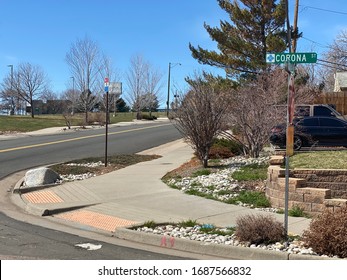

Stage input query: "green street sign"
[{"left": 266, "top": 52, "right": 317, "bottom": 64}]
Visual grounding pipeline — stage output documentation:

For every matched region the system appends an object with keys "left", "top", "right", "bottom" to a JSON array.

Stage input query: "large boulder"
[{"left": 24, "top": 167, "right": 60, "bottom": 188}]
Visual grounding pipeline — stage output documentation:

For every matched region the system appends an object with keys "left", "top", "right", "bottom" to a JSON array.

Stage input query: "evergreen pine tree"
[{"left": 189, "top": 0, "right": 287, "bottom": 80}]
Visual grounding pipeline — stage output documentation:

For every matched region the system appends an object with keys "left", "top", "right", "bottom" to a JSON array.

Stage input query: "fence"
[{"left": 315, "top": 91, "right": 347, "bottom": 115}]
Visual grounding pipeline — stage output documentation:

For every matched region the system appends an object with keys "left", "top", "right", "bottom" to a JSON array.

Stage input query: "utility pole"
[{"left": 292, "top": 0, "right": 300, "bottom": 53}]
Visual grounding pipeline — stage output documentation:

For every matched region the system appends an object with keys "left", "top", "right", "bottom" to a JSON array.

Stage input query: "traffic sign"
[
  {"left": 104, "top": 77, "right": 110, "bottom": 92},
  {"left": 266, "top": 52, "right": 317, "bottom": 64}
]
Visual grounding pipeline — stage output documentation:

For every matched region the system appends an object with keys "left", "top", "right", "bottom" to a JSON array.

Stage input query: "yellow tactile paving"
[
  {"left": 22, "top": 190, "right": 64, "bottom": 204},
  {"left": 55, "top": 210, "right": 137, "bottom": 232}
]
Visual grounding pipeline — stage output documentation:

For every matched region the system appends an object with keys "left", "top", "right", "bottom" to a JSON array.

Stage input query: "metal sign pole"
[
  {"left": 104, "top": 77, "right": 109, "bottom": 167},
  {"left": 105, "top": 89, "right": 109, "bottom": 167},
  {"left": 285, "top": 67, "right": 296, "bottom": 236}
]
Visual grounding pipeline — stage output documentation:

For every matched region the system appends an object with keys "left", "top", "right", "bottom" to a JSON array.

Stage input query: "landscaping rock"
[{"left": 24, "top": 167, "right": 60, "bottom": 187}]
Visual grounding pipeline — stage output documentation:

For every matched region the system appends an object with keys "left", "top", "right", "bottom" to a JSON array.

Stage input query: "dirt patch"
[
  {"left": 162, "top": 157, "right": 203, "bottom": 179},
  {"left": 50, "top": 154, "right": 161, "bottom": 177}
]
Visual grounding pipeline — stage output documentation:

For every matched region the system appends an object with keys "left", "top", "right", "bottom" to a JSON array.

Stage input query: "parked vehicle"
[
  {"left": 294, "top": 104, "right": 346, "bottom": 120},
  {"left": 270, "top": 116, "right": 347, "bottom": 150}
]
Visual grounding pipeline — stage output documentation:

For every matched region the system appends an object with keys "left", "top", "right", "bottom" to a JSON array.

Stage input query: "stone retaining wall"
[{"left": 266, "top": 156, "right": 347, "bottom": 215}]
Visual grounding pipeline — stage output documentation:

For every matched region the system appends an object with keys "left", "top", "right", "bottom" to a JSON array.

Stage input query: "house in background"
[{"left": 334, "top": 72, "right": 347, "bottom": 91}]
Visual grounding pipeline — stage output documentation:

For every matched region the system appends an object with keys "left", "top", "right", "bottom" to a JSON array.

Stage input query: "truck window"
[
  {"left": 313, "top": 106, "right": 334, "bottom": 117},
  {"left": 295, "top": 106, "right": 309, "bottom": 117}
]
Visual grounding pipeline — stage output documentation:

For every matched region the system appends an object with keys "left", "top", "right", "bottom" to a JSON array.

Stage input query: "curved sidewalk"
[{"left": 11, "top": 139, "right": 314, "bottom": 259}]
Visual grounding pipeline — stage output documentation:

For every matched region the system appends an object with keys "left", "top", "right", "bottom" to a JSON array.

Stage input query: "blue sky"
[{"left": 1, "top": 0, "right": 347, "bottom": 106}]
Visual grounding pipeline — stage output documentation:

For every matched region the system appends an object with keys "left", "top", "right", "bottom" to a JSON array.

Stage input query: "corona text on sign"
[{"left": 266, "top": 52, "right": 317, "bottom": 64}]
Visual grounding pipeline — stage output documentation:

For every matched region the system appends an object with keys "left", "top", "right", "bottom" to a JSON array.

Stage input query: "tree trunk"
[
  {"left": 202, "top": 151, "right": 209, "bottom": 168},
  {"left": 85, "top": 109, "right": 88, "bottom": 125},
  {"left": 30, "top": 98, "right": 34, "bottom": 118}
]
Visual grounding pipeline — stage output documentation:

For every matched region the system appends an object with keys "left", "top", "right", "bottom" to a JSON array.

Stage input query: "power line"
[
  {"left": 301, "top": 37, "right": 329, "bottom": 49},
  {"left": 299, "top": 5, "right": 347, "bottom": 16},
  {"left": 318, "top": 59, "right": 347, "bottom": 68},
  {"left": 316, "top": 62, "right": 346, "bottom": 72},
  {"left": 316, "top": 61, "right": 347, "bottom": 72}
]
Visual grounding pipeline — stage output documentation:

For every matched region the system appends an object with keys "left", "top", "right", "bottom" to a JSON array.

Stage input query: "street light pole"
[
  {"left": 166, "top": 63, "right": 171, "bottom": 117},
  {"left": 71, "top": 76, "right": 75, "bottom": 93},
  {"left": 166, "top": 62, "right": 181, "bottom": 117},
  {"left": 70, "top": 76, "right": 75, "bottom": 115},
  {"left": 7, "top": 65, "right": 14, "bottom": 115}
]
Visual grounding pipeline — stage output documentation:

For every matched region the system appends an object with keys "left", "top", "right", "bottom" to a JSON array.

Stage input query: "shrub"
[
  {"left": 212, "top": 138, "right": 243, "bottom": 156},
  {"left": 288, "top": 205, "right": 306, "bottom": 217},
  {"left": 142, "top": 114, "right": 157, "bottom": 120},
  {"left": 209, "top": 145, "right": 234, "bottom": 159},
  {"left": 88, "top": 112, "right": 105, "bottom": 125},
  {"left": 235, "top": 214, "right": 286, "bottom": 245},
  {"left": 143, "top": 220, "right": 156, "bottom": 229},
  {"left": 302, "top": 206, "right": 347, "bottom": 258}
]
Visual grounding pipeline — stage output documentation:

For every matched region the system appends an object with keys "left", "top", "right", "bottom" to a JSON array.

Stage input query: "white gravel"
[
  {"left": 56, "top": 161, "right": 103, "bottom": 182},
  {"left": 166, "top": 155, "right": 279, "bottom": 212},
  {"left": 135, "top": 224, "right": 332, "bottom": 257}
]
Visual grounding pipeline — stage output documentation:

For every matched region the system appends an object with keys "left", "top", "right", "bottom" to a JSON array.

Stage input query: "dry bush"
[
  {"left": 209, "top": 145, "right": 234, "bottom": 159},
  {"left": 173, "top": 73, "right": 232, "bottom": 167},
  {"left": 302, "top": 206, "right": 347, "bottom": 258},
  {"left": 87, "top": 112, "right": 105, "bottom": 125},
  {"left": 235, "top": 214, "right": 285, "bottom": 245}
]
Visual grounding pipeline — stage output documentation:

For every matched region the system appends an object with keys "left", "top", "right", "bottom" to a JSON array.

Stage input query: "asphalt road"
[
  {"left": 0, "top": 122, "right": 182, "bottom": 179},
  {"left": 0, "top": 121, "right": 204, "bottom": 260},
  {"left": 0, "top": 211, "right": 188, "bottom": 260}
]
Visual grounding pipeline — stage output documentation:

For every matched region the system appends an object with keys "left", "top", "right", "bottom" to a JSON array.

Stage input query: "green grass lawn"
[
  {"left": 0, "top": 112, "right": 166, "bottom": 133},
  {"left": 0, "top": 115, "right": 73, "bottom": 132},
  {"left": 290, "top": 150, "right": 347, "bottom": 169}
]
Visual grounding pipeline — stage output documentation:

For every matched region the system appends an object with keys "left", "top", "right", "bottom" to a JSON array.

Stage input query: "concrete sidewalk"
[{"left": 11, "top": 139, "right": 314, "bottom": 259}]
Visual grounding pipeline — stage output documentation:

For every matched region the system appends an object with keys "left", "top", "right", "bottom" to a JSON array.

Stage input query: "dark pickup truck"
[{"left": 295, "top": 104, "right": 346, "bottom": 120}]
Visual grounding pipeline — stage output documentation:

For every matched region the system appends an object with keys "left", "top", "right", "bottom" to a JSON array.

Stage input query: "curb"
[
  {"left": 11, "top": 176, "right": 98, "bottom": 217},
  {"left": 114, "top": 228, "right": 331, "bottom": 260}
]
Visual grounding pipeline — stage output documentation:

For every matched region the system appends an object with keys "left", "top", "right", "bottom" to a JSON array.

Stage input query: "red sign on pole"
[
  {"left": 104, "top": 77, "right": 109, "bottom": 84},
  {"left": 288, "top": 75, "right": 295, "bottom": 124}
]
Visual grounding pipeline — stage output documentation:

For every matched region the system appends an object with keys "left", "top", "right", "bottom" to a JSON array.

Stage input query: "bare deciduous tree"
[
  {"left": 65, "top": 36, "right": 101, "bottom": 123},
  {"left": 4, "top": 62, "right": 50, "bottom": 118},
  {"left": 319, "top": 30, "right": 347, "bottom": 92},
  {"left": 61, "top": 88, "right": 80, "bottom": 115},
  {"left": 125, "top": 54, "right": 163, "bottom": 119},
  {"left": 0, "top": 77, "right": 16, "bottom": 114},
  {"left": 228, "top": 71, "right": 286, "bottom": 157},
  {"left": 295, "top": 65, "right": 322, "bottom": 103},
  {"left": 228, "top": 67, "right": 321, "bottom": 157},
  {"left": 97, "top": 55, "right": 122, "bottom": 122},
  {"left": 173, "top": 73, "right": 231, "bottom": 168}
]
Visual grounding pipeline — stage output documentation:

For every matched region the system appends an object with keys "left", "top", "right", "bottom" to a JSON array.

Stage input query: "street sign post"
[
  {"left": 266, "top": 52, "right": 317, "bottom": 64},
  {"left": 104, "top": 77, "right": 110, "bottom": 167},
  {"left": 266, "top": 52, "right": 317, "bottom": 236}
]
